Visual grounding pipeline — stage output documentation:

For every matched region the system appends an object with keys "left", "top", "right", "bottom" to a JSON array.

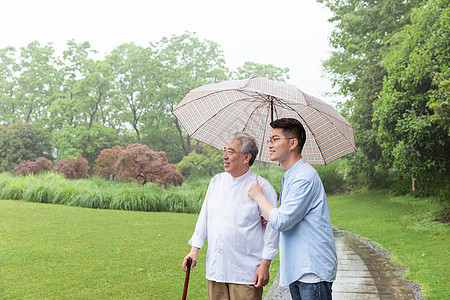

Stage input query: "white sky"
[{"left": 0, "top": 0, "right": 342, "bottom": 105}]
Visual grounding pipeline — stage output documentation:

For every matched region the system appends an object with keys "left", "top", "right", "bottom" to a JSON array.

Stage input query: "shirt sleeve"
[
  {"left": 188, "top": 179, "right": 213, "bottom": 248},
  {"left": 269, "top": 178, "right": 314, "bottom": 232},
  {"left": 261, "top": 181, "right": 279, "bottom": 260}
]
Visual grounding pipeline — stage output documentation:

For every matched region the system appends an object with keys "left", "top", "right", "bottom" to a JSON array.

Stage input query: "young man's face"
[
  {"left": 222, "top": 139, "right": 251, "bottom": 178},
  {"left": 268, "top": 128, "right": 293, "bottom": 163}
]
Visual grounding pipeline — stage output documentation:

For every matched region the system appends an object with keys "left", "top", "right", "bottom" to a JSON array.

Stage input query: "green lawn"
[{"left": 0, "top": 200, "right": 208, "bottom": 299}]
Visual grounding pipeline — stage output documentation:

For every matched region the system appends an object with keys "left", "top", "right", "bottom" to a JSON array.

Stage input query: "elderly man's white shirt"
[{"left": 189, "top": 169, "right": 279, "bottom": 284}]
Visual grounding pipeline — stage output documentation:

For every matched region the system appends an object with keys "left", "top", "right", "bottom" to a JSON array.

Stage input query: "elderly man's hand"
[
  {"left": 182, "top": 247, "right": 199, "bottom": 272},
  {"left": 253, "top": 259, "right": 271, "bottom": 287}
]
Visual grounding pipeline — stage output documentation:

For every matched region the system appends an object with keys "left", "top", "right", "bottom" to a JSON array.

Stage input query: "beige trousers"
[{"left": 207, "top": 280, "right": 263, "bottom": 300}]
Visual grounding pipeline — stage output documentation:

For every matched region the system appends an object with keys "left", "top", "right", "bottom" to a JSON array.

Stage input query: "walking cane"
[{"left": 182, "top": 257, "right": 192, "bottom": 300}]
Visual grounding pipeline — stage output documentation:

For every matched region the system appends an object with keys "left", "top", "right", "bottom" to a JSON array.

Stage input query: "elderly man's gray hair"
[{"left": 229, "top": 132, "right": 259, "bottom": 166}]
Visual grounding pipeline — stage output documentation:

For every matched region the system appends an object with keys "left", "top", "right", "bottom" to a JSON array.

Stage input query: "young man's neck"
[{"left": 280, "top": 153, "right": 302, "bottom": 171}]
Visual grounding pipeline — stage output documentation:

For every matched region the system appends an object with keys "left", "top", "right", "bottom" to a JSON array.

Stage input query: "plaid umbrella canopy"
[{"left": 172, "top": 76, "right": 356, "bottom": 165}]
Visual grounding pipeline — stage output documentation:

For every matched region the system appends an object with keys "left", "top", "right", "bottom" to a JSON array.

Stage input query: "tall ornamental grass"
[{"left": 0, "top": 172, "right": 204, "bottom": 213}]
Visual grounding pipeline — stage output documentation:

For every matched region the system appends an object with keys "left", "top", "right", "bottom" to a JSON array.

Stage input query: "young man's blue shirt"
[{"left": 269, "top": 158, "right": 338, "bottom": 286}]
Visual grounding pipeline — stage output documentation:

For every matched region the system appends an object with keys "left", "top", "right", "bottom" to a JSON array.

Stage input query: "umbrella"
[{"left": 172, "top": 76, "right": 356, "bottom": 167}]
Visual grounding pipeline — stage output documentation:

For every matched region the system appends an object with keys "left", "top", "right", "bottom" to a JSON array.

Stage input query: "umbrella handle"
[
  {"left": 256, "top": 103, "right": 272, "bottom": 180},
  {"left": 182, "top": 257, "right": 192, "bottom": 300}
]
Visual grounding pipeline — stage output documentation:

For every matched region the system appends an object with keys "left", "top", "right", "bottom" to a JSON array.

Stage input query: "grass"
[
  {"left": 0, "top": 200, "right": 208, "bottom": 299},
  {"left": 328, "top": 190, "right": 449, "bottom": 300},
  {"left": 0, "top": 172, "right": 205, "bottom": 213}
]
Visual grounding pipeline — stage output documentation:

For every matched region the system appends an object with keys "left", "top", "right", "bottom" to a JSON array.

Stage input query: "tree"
[
  {"left": 15, "top": 42, "right": 62, "bottom": 123},
  {"left": 232, "top": 62, "right": 290, "bottom": 81},
  {"left": 0, "top": 46, "right": 20, "bottom": 125},
  {"left": 107, "top": 43, "right": 157, "bottom": 141},
  {"left": 115, "top": 143, "right": 183, "bottom": 187},
  {"left": 0, "top": 120, "right": 52, "bottom": 172},
  {"left": 176, "top": 144, "right": 223, "bottom": 178},
  {"left": 148, "top": 32, "right": 229, "bottom": 156},
  {"left": 48, "top": 41, "right": 119, "bottom": 164},
  {"left": 373, "top": 0, "right": 450, "bottom": 190},
  {"left": 317, "top": 0, "right": 424, "bottom": 185},
  {"left": 140, "top": 123, "right": 184, "bottom": 163},
  {"left": 51, "top": 122, "right": 118, "bottom": 165}
]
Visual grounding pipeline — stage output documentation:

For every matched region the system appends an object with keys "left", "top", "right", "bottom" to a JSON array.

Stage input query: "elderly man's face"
[{"left": 222, "top": 139, "right": 251, "bottom": 178}]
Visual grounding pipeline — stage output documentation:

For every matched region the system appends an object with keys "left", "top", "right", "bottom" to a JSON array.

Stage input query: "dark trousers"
[{"left": 288, "top": 281, "right": 333, "bottom": 300}]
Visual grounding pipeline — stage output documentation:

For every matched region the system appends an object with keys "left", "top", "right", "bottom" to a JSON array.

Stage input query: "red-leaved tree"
[
  {"left": 52, "top": 156, "right": 90, "bottom": 179},
  {"left": 115, "top": 143, "right": 183, "bottom": 187},
  {"left": 12, "top": 157, "right": 54, "bottom": 175},
  {"left": 93, "top": 145, "right": 124, "bottom": 180}
]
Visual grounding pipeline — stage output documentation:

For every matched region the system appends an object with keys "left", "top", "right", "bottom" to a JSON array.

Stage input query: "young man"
[
  {"left": 248, "top": 118, "right": 337, "bottom": 300},
  {"left": 182, "top": 132, "right": 279, "bottom": 300}
]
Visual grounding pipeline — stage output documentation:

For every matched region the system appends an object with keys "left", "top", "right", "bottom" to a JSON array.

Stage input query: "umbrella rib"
[
  {"left": 242, "top": 101, "right": 270, "bottom": 132},
  {"left": 239, "top": 91, "right": 279, "bottom": 131}
]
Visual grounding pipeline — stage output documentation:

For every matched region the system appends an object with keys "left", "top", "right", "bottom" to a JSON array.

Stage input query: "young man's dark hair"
[{"left": 270, "top": 118, "right": 306, "bottom": 154}]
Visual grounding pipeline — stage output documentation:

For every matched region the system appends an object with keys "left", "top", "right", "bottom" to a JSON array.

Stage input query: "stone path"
[{"left": 264, "top": 228, "right": 421, "bottom": 300}]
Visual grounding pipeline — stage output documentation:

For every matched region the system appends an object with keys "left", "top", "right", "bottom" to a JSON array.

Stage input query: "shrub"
[
  {"left": 0, "top": 121, "right": 52, "bottom": 172},
  {"left": 12, "top": 157, "right": 53, "bottom": 176},
  {"left": 52, "top": 156, "right": 90, "bottom": 179},
  {"left": 314, "top": 161, "right": 347, "bottom": 195},
  {"left": 115, "top": 144, "right": 183, "bottom": 188},
  {"left": 93, "top": 145, "right": 124, "bottom": 180}
]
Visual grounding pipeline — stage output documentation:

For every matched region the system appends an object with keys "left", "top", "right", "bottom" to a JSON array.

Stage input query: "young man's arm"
[{"left": 248, "top": 181, "right": 275, "bottom": 220}]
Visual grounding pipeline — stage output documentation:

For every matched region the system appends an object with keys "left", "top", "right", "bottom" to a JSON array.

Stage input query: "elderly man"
[{"left": 182, "top": 132, "right": 279, "bottom": 300}]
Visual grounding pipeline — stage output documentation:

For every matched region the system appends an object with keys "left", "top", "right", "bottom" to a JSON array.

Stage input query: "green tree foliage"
[
  {"left": 107, "top": 43, "right": 157, "bottom": 141},
  {"left": 52, "top": 123, "right": 118, "bottom": 165},
  {"left": 51, "top": 41, "right": 118, "bottom": 164},
  {"left": 0, "top": 121, "right": 52, "bottom": 172},
  {"left": 176, "top": 145, "right": 223, "bottom": 178},
  {"left": 140, "top": 124, "right": 184, "bottom": 163},
  {"left": 317, "top": 0, "right": 424, "bottom": 185},
  {"left": 16, "top": 42, "right": 62, "bottom": 123},
  {"left": 373, "top": 0, "right": 450, "bottom": 189},
  {"left": 147, "top": 32, "right": 229, "bottom": 156},
  {"left": 0, "top": 46, "right": 20, "bottom": 124},
  {"left": 0, "top": 33, "right": 291, "bottom": 178},
  {"left": 232, "top": 62, "right": 290, "bottom": 81}
]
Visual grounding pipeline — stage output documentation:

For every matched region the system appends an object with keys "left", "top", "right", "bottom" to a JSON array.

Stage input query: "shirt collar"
[
  {"left": 283, "top": 158, "right": 305, "bottom": 182},
  {"left": 228, "top": 169, "right": 252, "bottom": 181}
]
